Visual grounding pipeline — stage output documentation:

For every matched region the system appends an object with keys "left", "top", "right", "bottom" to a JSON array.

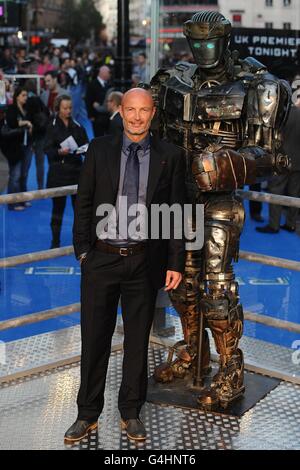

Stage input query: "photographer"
[{"left": 44, "top": 95, "right": 88, "bottom": 248}]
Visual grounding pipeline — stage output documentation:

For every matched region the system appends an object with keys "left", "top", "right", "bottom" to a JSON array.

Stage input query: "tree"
[{"left": 60, "top": 0, "right": 103, "bottom": 44}]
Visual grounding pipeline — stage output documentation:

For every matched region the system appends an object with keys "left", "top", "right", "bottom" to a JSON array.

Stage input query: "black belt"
[{"left": 95, "top": 239, "right": 146, "bottom": 256}]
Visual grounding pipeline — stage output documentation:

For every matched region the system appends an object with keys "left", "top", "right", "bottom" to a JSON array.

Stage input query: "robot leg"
[
  {"left": 198, "top": 288, "right": 245, "bottom": 409},
  {"left": 154, "top": 250, "right": 211, "bottom": 383},
  {"left": 197, "top": 195, "right": 245, "bottom": 408}
]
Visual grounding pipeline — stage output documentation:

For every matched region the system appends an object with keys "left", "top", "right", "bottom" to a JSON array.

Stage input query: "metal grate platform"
[
  {"left": 0, "top": 318, "right": 123, "bottom": 382},
  {"left": 0, "top": 343, "right": 300, "bottom": 450},
  {"left": 1, "top": 313, "right": 299, "bottom": 384},
  {"left": 151, "top": 314, "right": 300, "bottom": 383}
]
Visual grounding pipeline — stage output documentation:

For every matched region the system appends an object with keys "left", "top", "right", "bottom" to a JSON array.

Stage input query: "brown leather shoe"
[
  {"left": 64, "top": 419, "right": 98, "bottom": 443},
  {"left": 121, "top": 418, "right": 146, "bottom": 441}
]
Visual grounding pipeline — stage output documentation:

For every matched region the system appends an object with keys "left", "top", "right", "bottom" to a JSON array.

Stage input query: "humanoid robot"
[{"left": 150, "top": 11, "right": 290, "bottom": 409}]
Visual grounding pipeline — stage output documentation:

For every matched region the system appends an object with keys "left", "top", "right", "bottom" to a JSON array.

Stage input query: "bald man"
[
  {"left": 68, "top": 89, "right": 186, "bottom": 443},
  {"left": 85, "top": 65, "right": 112, "bottom": 137}
]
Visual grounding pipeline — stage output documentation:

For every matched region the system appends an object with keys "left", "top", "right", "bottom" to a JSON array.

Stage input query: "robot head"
[{"left": 183, "top": 11, "right": 231, "bottom": 69}]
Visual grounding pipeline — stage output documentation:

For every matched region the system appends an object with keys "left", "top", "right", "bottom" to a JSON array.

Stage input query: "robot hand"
[
  {"left": 240, "top": 147, "right": 291, "bottom": 178},
  {"left": 274, "top": 153, "right": 290, "bottom": 174},
  {"left": 192, "top": 148, "right": 256, "bottom": 191}
]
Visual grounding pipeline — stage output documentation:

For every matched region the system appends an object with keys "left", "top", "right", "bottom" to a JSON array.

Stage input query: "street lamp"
[{"left": 114, "top": 0, "right": 132, "bottom": 91}]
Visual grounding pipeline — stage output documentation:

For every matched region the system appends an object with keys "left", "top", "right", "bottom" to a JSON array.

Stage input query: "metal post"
[
  {"left": 193, "top": 309, "right": 204, "bottom": 389},
  {"left": 150, "top": 0, "right": 160, "bottom": 80},
  {"left": 26, "top": 4, "right": 31, "bottom": 55},
  {"left": 114, "top": 0, "right": 132, "bottom": 91}
]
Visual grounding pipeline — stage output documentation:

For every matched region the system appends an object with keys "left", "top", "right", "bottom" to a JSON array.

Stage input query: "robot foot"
[
  {"left": 154, "top": 335, "right": 211, "bottom": 384},
  {"left": 154, "top": 354, "right": 211, "bottom": 384},
  {"left": 197, "top": 349, "right": 245, "bottom": 410},
  {"left": 154, "top": 358, "right": 192, "bottom": 383}
]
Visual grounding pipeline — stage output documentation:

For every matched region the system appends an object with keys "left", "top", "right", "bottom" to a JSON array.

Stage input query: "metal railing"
[
  {"left": 4, "top": 74, "right": 44, "bottom": 96},
  {"left": 236, "top": 189, "right": 300, "bottom": 208},
  {"left": 0, "top": 187, "right": 299, "bottom": 334}
]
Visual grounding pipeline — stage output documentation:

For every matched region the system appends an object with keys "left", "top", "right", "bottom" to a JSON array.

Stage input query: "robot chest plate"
[{"left": 161, "top": 79, "right": 246, "bottom": 122}]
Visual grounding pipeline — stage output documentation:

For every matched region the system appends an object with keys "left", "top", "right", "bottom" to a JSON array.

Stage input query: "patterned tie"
[
  {"left": 121, "top": 143, "right": 141, "bottom": 240},
  {"left": 122, "top": 143, "right": 140, "bottom": 209}
]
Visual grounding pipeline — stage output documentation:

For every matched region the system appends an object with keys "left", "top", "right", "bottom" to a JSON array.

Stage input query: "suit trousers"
[
  {"left": 50, "top": 195, "right": 76, "bottom": 243},
  {"left": 268, "top": 172, "right": 300, "bottom": 230},
  {"left": 77, "top": 248, "right": 157, "bottom": 421},
  {"left": 249, "top": 183, "right": 262, "bottom": 217}
]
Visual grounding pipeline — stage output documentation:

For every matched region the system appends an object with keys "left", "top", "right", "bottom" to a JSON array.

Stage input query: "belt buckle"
[{"left": 119, "top": 247, "right": 128, "bottom": 256}]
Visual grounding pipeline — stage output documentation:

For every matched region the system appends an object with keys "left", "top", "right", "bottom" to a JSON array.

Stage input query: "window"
[
  {"left": 283, "top": 22, "right": 291, "bottom": 29},
  {"left": 265, "top": 0, "right": 273, "bottom": 6},
  {"left": 265, "top": 22, "right": 273, "bottom": 29},
  {"left": 232, "top": 14, "right": 242, "bottom": 26},
  {"left": 283, "top": 0, "right": 291, "bottom": 6}
]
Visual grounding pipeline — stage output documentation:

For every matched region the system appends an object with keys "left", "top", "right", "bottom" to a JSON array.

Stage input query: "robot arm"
[
  {"left": 149, "top": 68, "right": 172, "bottom": 136},
  {"left": 191, "top": 144, "right": 290, "bottom": 192},
  {"left": 237, "top": 146, "right": 290, "bottom": 180},
  {"left": 191, "top": 147, "right": 256, "bottom": 192},
  {"left": 192, "top": 75, "right": 291, "bottom": 192},
  {"left": 238, "top": 73, "right": 291, "bottom": 180}
]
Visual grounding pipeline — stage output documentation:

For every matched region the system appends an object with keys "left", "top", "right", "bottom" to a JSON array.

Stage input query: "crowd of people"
[
  {"left": 0, "top": 43, "right": 299, "bottom": 249},
  {"left": 0, "top": 44, "right": 146, "bottom": 246}
]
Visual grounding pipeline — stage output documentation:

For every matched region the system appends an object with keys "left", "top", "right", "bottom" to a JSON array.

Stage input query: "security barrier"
[{"left": 0, "top": 188, "right": 300, "bottom": 334}]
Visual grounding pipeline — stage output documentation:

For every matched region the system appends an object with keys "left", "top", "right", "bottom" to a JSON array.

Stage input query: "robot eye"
[
  {"left": 206, "top": 43, "right": 215, "bottom": 49},
  {"left": 193, "top": 42, "right": 201, "bottom": 49}
]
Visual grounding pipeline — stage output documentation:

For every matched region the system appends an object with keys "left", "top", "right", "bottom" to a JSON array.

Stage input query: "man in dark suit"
[
  {"left": 85, "top": 65, "right": 112, "bottom": 137},
  {"left": 256, "top": 101, "right": 300, "bottom": 234},
  {"left": 65, "top": 88, "right": 186, "bottom": 443},
  {"left": 107, "top": 91, "right": 123, "bottom": 136}
]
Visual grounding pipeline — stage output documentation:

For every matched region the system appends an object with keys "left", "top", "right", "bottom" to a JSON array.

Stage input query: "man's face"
[
  {"left": 120, "top": 90, "right": 155, "bottom": 138},
  {"left": 45, "top": 75, "right": 56, "bottom": 90},
  {"left": 99, "top": 66, "right": 111, "bottom": 81}
]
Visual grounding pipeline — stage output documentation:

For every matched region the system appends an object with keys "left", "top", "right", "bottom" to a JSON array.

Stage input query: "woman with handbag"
[{"left": 2, "top": 87, "right": 33, "bottom": 211}]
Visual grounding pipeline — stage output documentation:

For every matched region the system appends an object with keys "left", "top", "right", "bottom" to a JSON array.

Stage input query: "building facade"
[
  {"left": 95, "top": 0, "right": 118, "bottom": 41},
  {"left": 26, "top": 0, "right": 65, "bottom": 33},
  {"left": 96, "top": 1, "right": 221, "bottom": 42},
  {"left": 219, "top": 0, "right": 300, "bottom": 30},
  {"left": 96, "top": 0, "right": 151, "bottom": 43}
]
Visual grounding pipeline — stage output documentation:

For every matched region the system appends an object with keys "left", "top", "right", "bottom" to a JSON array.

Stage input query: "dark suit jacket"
[
  {"left": 85, "top": 79, "right": 111, "bottom": 119},
  {"left": 1, "top": 105, "right": 32, "bottom": 165},
  {"left": 108, "top": 112, "right": 123, "bottom": 136},
  {"left": 73, "top": 133, "right": 186, "bottom": 289},
  {"left": 282, "top": 105, "right": 300, "bottom": 172}
]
